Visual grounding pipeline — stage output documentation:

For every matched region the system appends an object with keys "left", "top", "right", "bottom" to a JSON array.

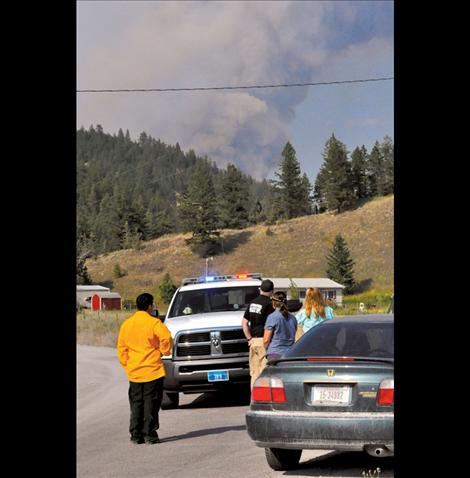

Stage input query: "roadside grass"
[
  {"left": 77, "top": 309, "right": 131, "bottom": 347},
  {"left": 335, "top": 288, "right": 393, "bottom": 316}
]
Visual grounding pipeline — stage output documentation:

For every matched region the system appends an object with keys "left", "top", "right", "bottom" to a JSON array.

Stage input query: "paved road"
[{"left": 77, "top": 345, "right": 394, "bottom": 478}]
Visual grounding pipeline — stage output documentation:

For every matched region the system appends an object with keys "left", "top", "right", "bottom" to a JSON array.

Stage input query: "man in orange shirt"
[{"left": 117, "top": 293, "right": 173, "bottom": 444}]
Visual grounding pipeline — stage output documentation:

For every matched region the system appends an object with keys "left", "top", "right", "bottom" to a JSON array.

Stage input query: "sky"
[{"left": 77, "top": 0, "right": 393, "bottom": 181}]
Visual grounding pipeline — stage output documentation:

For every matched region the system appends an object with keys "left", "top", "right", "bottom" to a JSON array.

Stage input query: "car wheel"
[
  {"left": 265, "top": 448, "right": 302, "bottom": 471},
  {"left": 161, "top": 391, "right": 179, "bottom": 410}
]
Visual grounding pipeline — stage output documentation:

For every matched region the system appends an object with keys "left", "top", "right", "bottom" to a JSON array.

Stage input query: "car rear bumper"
[
  {"left": 245, "top": 409, "right": 394, "bottom": 452},
  {"left": 163, "top": 357, "right": 250, "bottom": 393}
]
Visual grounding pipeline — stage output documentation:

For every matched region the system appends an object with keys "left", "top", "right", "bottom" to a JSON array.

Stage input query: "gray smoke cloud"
[{"left": 77, "top": 1, "right": 392, "bottom": 179}]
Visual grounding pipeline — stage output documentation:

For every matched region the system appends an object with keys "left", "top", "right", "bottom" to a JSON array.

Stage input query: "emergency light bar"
[{"left": 181, "top": 273, "right": 262, "bottom": 286}]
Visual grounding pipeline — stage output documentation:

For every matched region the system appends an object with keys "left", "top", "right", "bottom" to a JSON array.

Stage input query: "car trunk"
[{"left": 266, "top": 360, "right": 394, "bottom": 413}]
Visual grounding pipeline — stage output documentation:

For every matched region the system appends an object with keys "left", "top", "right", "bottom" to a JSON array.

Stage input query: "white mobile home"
[{"left": 265, "top": 278, "right": 345, "bottom": 305}]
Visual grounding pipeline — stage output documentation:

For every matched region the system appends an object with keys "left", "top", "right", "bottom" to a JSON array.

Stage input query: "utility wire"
[{"left": 77, "top": 76, "right": 393, "bottom": 93}]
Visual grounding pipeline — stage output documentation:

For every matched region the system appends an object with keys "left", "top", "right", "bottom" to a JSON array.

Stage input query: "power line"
[{"left": 77, "top": 76, "right": 393, "bottom": 93}]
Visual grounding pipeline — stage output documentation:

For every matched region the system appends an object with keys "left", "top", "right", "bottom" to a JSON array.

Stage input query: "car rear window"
[{"left": 287, "top": 321, "right": 394, "bottom": 358}]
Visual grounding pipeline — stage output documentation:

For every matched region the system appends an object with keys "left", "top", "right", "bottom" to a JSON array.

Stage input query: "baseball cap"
[{"left": 260, "top": 279, "right": 274, "bottom": 292}]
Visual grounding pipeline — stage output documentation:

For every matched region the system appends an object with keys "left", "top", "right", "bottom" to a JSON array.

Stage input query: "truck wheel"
[
  {"left": 161, "top": 391, "right": 179, "bottom": 410},
  {"left": 265, "top": 448, "right": 302, "bottom": 471}
]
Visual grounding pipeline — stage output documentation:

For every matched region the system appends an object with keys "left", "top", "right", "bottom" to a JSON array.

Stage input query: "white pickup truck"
[{"left": 161, "top": 273, "right": 263, "bottom": 408}]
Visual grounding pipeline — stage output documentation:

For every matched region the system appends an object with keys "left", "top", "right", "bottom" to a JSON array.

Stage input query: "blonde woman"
[{"left": 296, "top": 288, "right": 334, "bottom": 334}]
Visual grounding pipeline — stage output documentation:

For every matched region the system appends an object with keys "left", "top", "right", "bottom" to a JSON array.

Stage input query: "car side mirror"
[{"left": 159, "top": 314, "right": 166, "bottom": 323}]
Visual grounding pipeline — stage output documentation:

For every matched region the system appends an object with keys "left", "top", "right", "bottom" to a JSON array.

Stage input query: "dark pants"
[{"left": 128, "top": 377, "right": 164, "bottom": 439}]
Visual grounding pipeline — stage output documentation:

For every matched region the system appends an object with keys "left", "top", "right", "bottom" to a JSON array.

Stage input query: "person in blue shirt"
[
  {"left": 295, "top": 287, "right": 334, "bottom": 334},
  {"left": 263, "top": 291, "right": 298, "bottom": 360}
]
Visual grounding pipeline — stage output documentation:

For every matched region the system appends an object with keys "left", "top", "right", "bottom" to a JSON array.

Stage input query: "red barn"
[{"left": 91, "top": 292, "right": 122, "bottom": 311}]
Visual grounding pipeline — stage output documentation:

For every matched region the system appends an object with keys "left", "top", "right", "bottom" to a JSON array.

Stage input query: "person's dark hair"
[
  {"left": 260, "top": 279, "right": 274, "bottom": 293},
  {"left": 272, "top": 291, "right": 288, "bottom": 319},
  {"left": 136, "top": 293, "right": 154, "bottom": 311},
  {"left": 287, "top": 299, "right": 302, "bottom": 313}
]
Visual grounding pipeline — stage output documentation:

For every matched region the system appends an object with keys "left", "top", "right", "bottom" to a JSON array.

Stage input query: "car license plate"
[
  {"left": 207, "top": 370, "right": 229, "bottom": 382},
  {"left": 312, "top": 385, "right": 351, "bottom": 405}
]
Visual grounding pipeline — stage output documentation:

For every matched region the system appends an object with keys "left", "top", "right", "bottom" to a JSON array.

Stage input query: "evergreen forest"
[{"left": 77, "top": 126, "right": 393, "bottom": 280}]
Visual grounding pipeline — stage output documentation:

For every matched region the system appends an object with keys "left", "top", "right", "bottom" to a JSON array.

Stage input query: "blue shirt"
[
  {"left": 264, "top": 309, "right": 297, "bottom": 356},
  {"left": 295, "top": 306, "right": 334, "bottom": 333}
]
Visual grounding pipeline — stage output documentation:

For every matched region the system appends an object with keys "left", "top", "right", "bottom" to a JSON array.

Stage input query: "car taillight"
[
  {"left": 377, "top": 378, "right": 394, "bottom": 405},
  {"left": 252, "top": 376, "right": 287, "bottom": 403},
  {"left": 252, "top": 377, "right": 271, "bottom": 402}
]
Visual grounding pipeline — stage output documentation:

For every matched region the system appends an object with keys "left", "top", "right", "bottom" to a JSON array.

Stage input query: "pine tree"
[
  {"left": 159, "top": 272, "right": 177, "bottom": 304},
  {"left": 219, "top": 164, "right": 250, "bottom": 229},
  {"left": 143, "top": 208, "right": 157, "bottom": 240},
  {"left": 381, "top": 136, "right": 394, "bottom": 195},
  {"left": 272, "top": 142, "right": 306, "bottom": 219},
  {"left": 178, "top": 161, "right": 221, "bottom": 257},
  {"left": 249, "top": 200, "right": 265, "bottom": 224},
  {"left": 313, "top": 165, "right": 328, "bottom": 213},
  {"left": 367, "top": 141, "right": 384, "bottom": 197},
  {"left": 326, "top": 234, "right": 356, "bottom": 294},
  {"left": 299, "top": 173, "right": 313, "bottom": 215},
  {"left": 76, "top": 258, "right": 91, "bottom": 285},
  {"left": 350, "top": 145, "right": 368, "bottom": 200},
  {"left": 94, "top": 194, "right": 122, "bottom": 252},
  {"left": 155, "top": 210, "right": 174, "bottom": 236},
  {"left": 319, "top": 134, "right": 354, "bottom": 213},
  {"left": 121, "top": 221, "right": 142, "bottom": 250},
  {"left": 76, "top": 235, "right": 93, "bottom": 284}
]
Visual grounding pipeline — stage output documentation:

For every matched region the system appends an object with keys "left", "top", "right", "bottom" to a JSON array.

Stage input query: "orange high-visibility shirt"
[{"left": 117, "top": 310, "right": 173, "bottom": 383}]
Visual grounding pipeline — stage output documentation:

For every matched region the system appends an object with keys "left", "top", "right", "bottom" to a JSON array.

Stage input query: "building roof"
[
  {"left": 94, "top": 292, "right": 121, "bottom": 299},
  {"left": 265, "top": 278, "right": 345, "bottom": 289},
  {"left": 76, "top": 285, "right": 110, "bottom": 292}
]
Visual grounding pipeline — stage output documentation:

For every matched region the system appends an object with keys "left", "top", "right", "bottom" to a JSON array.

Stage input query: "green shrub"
[{"left": 112, "top": 263, "right": 126, "bottom": 278}]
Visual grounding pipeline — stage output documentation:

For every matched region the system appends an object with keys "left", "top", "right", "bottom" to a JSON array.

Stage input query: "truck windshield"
[{"left": 167, "top": 286, "right": 260, "bottom": 318}]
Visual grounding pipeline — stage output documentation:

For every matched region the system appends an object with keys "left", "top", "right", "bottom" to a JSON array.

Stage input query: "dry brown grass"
[
  {"left": 86, "top": 195, "right": 394, "bottom": 302},
  {"left": 77, "top": 309, "right": 132, "bottom": 347}
]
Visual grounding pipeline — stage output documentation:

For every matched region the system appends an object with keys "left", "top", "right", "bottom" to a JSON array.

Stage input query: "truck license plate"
[
  {"left": 312, "top": 385, "right": 351, "bottom": 405},
  {"left": 207, "top": 370, "right": 229, "bottom": 382}
]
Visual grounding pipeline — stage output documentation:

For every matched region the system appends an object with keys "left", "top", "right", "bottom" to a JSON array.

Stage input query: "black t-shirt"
[{"left": 243, "top": 295, "right": 274, "bottom": 337}]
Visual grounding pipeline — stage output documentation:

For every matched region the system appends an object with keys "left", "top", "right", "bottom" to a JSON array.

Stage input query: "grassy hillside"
[{"left": 86, "top": 195, "right": 393, "bottom": 306}]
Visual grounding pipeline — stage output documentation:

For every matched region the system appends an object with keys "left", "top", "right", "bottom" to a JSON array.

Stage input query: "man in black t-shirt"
[{"left": 242, "top": 279, "right": 274, "bottom": 388}]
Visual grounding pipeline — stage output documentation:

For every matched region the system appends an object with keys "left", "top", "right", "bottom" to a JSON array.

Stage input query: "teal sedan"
[{"left": 245, "top": 314, "right": 394, "bottom": 471}]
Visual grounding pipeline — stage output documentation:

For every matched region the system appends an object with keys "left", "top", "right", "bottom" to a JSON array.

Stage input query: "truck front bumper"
[{"left": 163, "top": 357, "right": 250, "bottom": 393}]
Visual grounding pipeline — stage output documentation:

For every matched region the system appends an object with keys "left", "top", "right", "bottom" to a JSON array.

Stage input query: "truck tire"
[
  {"left": 161, "top": 391, "right": 179, "bottom": 410},
  {"left": 265, "top": 448, "right": 302, "bottom": 471}
]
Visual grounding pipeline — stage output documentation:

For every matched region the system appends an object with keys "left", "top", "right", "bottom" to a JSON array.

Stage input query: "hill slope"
[{"left": 86, "top": 195, "right": 394, "bottom": 302}]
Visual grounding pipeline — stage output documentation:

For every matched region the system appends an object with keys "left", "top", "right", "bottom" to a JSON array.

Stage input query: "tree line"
[
  {"left": 77, "top": 126, "right": 393, "bottom": 282},
  {"left": 314, "top": 134, "right": 394, "bottom": 214}
]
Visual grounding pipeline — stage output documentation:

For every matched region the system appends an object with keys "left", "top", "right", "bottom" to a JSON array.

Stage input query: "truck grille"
[
  {"left": 220, "top": 329, "right": 246, "bottom": 341},
  {"left": 177, "top": 345, "right": 211, "bottom": 357},
  {"left": 222, "top": 342, "right": 249, "bottom": 354},
  {"left": 175, "top": 328, "right": 248, "bottom": 359},
  {"left": 178, "top": 332, "right": 211, "bottom": 343}
]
